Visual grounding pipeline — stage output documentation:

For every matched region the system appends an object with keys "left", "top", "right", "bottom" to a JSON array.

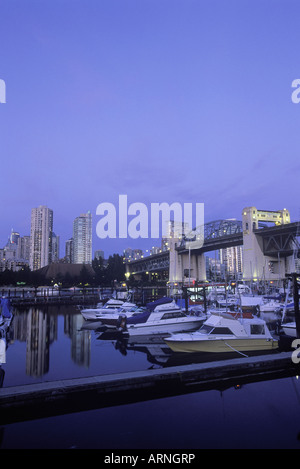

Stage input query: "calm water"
[{"left": 1, "top": 305, "right": 300, "bottom": 449}]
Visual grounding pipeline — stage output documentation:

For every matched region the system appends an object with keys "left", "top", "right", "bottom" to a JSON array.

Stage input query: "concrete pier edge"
[{"left": 0, "top": 351, "right": 297, "bottom": 424}]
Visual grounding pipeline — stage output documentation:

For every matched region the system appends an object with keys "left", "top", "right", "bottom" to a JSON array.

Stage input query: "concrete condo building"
[
  {"left": 73, "top": 211, "right": 92, "bottom": 264},
  {"left": 30, "top": 205, "right": 53, "bottom": 271}
]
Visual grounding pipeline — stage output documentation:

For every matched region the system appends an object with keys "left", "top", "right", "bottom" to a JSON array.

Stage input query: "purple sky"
[{"left": 0, "top": 0, "right": 299, "bottom": 257}]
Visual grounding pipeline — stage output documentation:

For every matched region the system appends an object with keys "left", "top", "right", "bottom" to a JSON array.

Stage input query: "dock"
[
  {"left": 0, "top": 351, "right": 298, "bottom": 424},
  {"left": 0, "top": 287, "right": 100, "bottom": 307},
  {"left": 9, "top": 293, "right": 99, "bottom": 306}
]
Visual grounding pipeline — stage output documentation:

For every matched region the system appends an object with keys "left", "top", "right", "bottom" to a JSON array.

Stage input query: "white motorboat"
[
  {"left": 216, "top": 296, "right": 239, "bottom": 308},
  {"left": 164, "top": 311, "right": 278, "bottom": 353},
  {"left": 81, "top": 299, "right": 136, "bottom": 320},
  {"left": 281, "top": 322, "right": 297, "bottom": 337},
  {"left": 239, "top": 294, "right": 263, "bottom": 307},
  {"left": 188, "top": 304, "right": 205, "bottom": 315},
  {"left": 122, "top": 299, "right": 207, "bottom": 337},
  {"left": 280, "top": 279, "right": 299, "bottom": 337},
  {"left": 95, "top": 306, "right": 146, "bottom": 328},
  {"left": 259, "top": 298, "right": 282, "bottom": 313},
  {"left": 280, "top": 301, "right": 300, "bottom": 313}
]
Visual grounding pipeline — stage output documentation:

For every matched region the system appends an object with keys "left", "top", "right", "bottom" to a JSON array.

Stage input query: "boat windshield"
[
  {"left": 161, "top": 312, "right": 186, "bottom": 319},
  {"left": 250, "top": 324, "right": 265, "bottom": 335},
  {"left": 198, "top": 324, "right": 214, "bottom": 335}
]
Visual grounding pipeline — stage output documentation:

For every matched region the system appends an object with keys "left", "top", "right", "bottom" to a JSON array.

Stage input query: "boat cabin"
[{"left": 198, "top": 312, "right": 271, "bottom": 339}]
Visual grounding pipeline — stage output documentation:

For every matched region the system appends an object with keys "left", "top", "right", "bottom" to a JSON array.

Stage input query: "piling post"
[
  {"left": 286, "top": 273, "right": 300, "bottom": 338},
  {"left": 183, "top": 286, "right": 188, "bottom": 313},
  {"left": 202, "top": 287, "right": 207, "bottom": 314},
  {"left": 292, "top": 273, "right": 300, "bottom": 338}
]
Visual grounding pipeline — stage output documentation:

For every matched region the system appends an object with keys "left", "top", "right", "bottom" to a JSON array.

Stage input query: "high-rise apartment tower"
[
  {"left": 30, "top": 205, "right": 53, "bottom": 270},
  {"left": 73, "top": 211, "right": 92, "bottom": 264}
]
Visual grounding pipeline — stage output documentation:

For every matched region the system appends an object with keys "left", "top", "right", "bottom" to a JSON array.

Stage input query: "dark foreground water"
[{"left": 1, "top": 305, "right": 300, "bottom": 449}]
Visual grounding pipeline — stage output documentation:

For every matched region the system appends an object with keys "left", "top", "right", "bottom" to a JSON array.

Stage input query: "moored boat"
[
  {"left": 164, "top": 312, "right": 278, "bottom": 353},
  {"left": 123, "top": 298, "right": 207, "bottom": 337},
  {"left": 95, "top": 306, "right": 147, "bottom": 328},
  {"left": 81, "top": 299, "right": 136, "bottom": 321},
  {"left": 259, "top": 298, "right": 282, "bottom": 313},
  {"left": 281, "top": 321, "right": 297, "bottom": 337}
]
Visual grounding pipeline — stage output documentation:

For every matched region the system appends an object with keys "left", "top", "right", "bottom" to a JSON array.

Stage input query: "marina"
[
  {"left": 1, "top": 0, "right": 300, "bottom": 452},
  {"left": 1, "top": 286, "right": 100, "bottom": 307},
  {"left": 0, "top": 210, "right": 300, "bottom": 449},
  {"left": 1, "top": 294, "right": 300, "bottom": 448}
]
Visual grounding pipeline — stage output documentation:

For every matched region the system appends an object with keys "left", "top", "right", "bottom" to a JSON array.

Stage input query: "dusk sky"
[{"left": 0, "top": 0, "right": 299, "bottom": 257}]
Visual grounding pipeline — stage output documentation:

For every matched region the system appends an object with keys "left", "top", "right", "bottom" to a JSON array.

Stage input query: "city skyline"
[{"left": 0, "top": 1, "right": 300, "bottom": 258}]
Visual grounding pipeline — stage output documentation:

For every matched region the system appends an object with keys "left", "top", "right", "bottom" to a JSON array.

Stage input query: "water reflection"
[
  {"left": 1, "top": 306, "right": 300, "bottom": 449},
  {"left": 95, "top": 308, "right": 292, "bottom": 368},
  {"left": 1, "top": 305, "right": 296, "bottom": 387},
  {"left": 98, "top": 331, "right": 173, "bottom": 366},
  {"left": 6, "top": 305, "right": 90, "bottom": 381}
]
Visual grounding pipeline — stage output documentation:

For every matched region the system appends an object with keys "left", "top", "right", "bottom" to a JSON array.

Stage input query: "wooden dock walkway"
[{"left": 0, "top": 351, "right": 297, "bottom": 424}]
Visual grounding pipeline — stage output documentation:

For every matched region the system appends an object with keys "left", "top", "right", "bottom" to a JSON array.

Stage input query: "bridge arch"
[{"left": 180, "top": 219, "right": 243, "bottom": 249}]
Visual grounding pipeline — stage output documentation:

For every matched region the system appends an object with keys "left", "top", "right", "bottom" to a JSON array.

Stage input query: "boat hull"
[
  {"left": 126, "top": 319, "right": 204, "bottom": 337},
  {"left": 81, "top": 311, "right": 105, "bottom": 320},
  {"left": 282, "top": 322, "right": 297, "bottom": 337},
  {"left": 164, "top": 337, "right": 278, "bottom": 353},
  {"left": 81, "top": 309, "right": 127, "bottom": 321}
]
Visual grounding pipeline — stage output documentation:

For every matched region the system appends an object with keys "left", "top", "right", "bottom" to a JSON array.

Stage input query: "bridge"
[
  {"left": 178, "top": 219, "right": 244, "bottom": 253},
  {"left": 127, "top": 250, "right": 170, "bottom": 275},
  {"left": 127, "top": 219, "right": 244, "bottom": 274},
  {"left": 125, "top": 207, "right": 300, "bottom": 284},
  {"left": 254, "top": 222, "right": 300, "bottom": 257}
]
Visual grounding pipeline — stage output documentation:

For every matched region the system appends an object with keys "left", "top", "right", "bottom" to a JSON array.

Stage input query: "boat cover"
[
  {"left": 0, "top": 339, "right": 5, "bottom": 364},
  {"left": 263, "top": 295, "right": 283, "bottom": 300},
  {"left": 0, "top": 298, "right": 12, "bottom": 318},
  {"left": 126, "top": 310, "right": 151, "bottom": 324},
  {"left": 146, "top": 297, "right": 173, "bottom": 311}
]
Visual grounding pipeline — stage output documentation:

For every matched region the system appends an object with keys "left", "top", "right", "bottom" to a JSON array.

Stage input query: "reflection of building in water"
[
  {"left": 65, "top": 313, "right": 90, "bottom": 368},
  {"left": 11, "top": 311, "right": 28, "bottom": 342},
  {"left": 25, "top": 308, "right": 57, "bottom": 377},
  {"left": 11, "top": 308, "right": 89, "bottom": 377}
]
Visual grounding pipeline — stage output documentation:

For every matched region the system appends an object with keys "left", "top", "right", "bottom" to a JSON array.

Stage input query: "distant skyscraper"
[
  {"left": 30, "top": 205, "right": 53, "bottom": 270},
  {"left": 4, "top": 229, "right": 20, "bottom": 251},
  {"left": 19, "top": 235, "right": 31, "bottom": 261},
  {"left": 51, "top": 233, "right": 60, "bottom": 263},
  {"left": 94, "top": 250, "right": 104, "bottom": 260},
  {"left": 10, "top": 229, "right": 20, "bottom": 246},
  {"left": 65, "top": 238, "right": 74, "bottom": 263},
  {"left": 73, "top": 211, "right": 92, "bottom": 264},
  {"left": 220, "top": 246, "right": 243, "bottom": 277}
]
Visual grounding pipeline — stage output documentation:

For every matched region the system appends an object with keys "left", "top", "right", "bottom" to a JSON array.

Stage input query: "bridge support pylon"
[
  {"left": 169, "top": 243, "right": 206, "bottom": 284},
  {"left": 242, "top": 206, "right": 292, "bottom": 283}
]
